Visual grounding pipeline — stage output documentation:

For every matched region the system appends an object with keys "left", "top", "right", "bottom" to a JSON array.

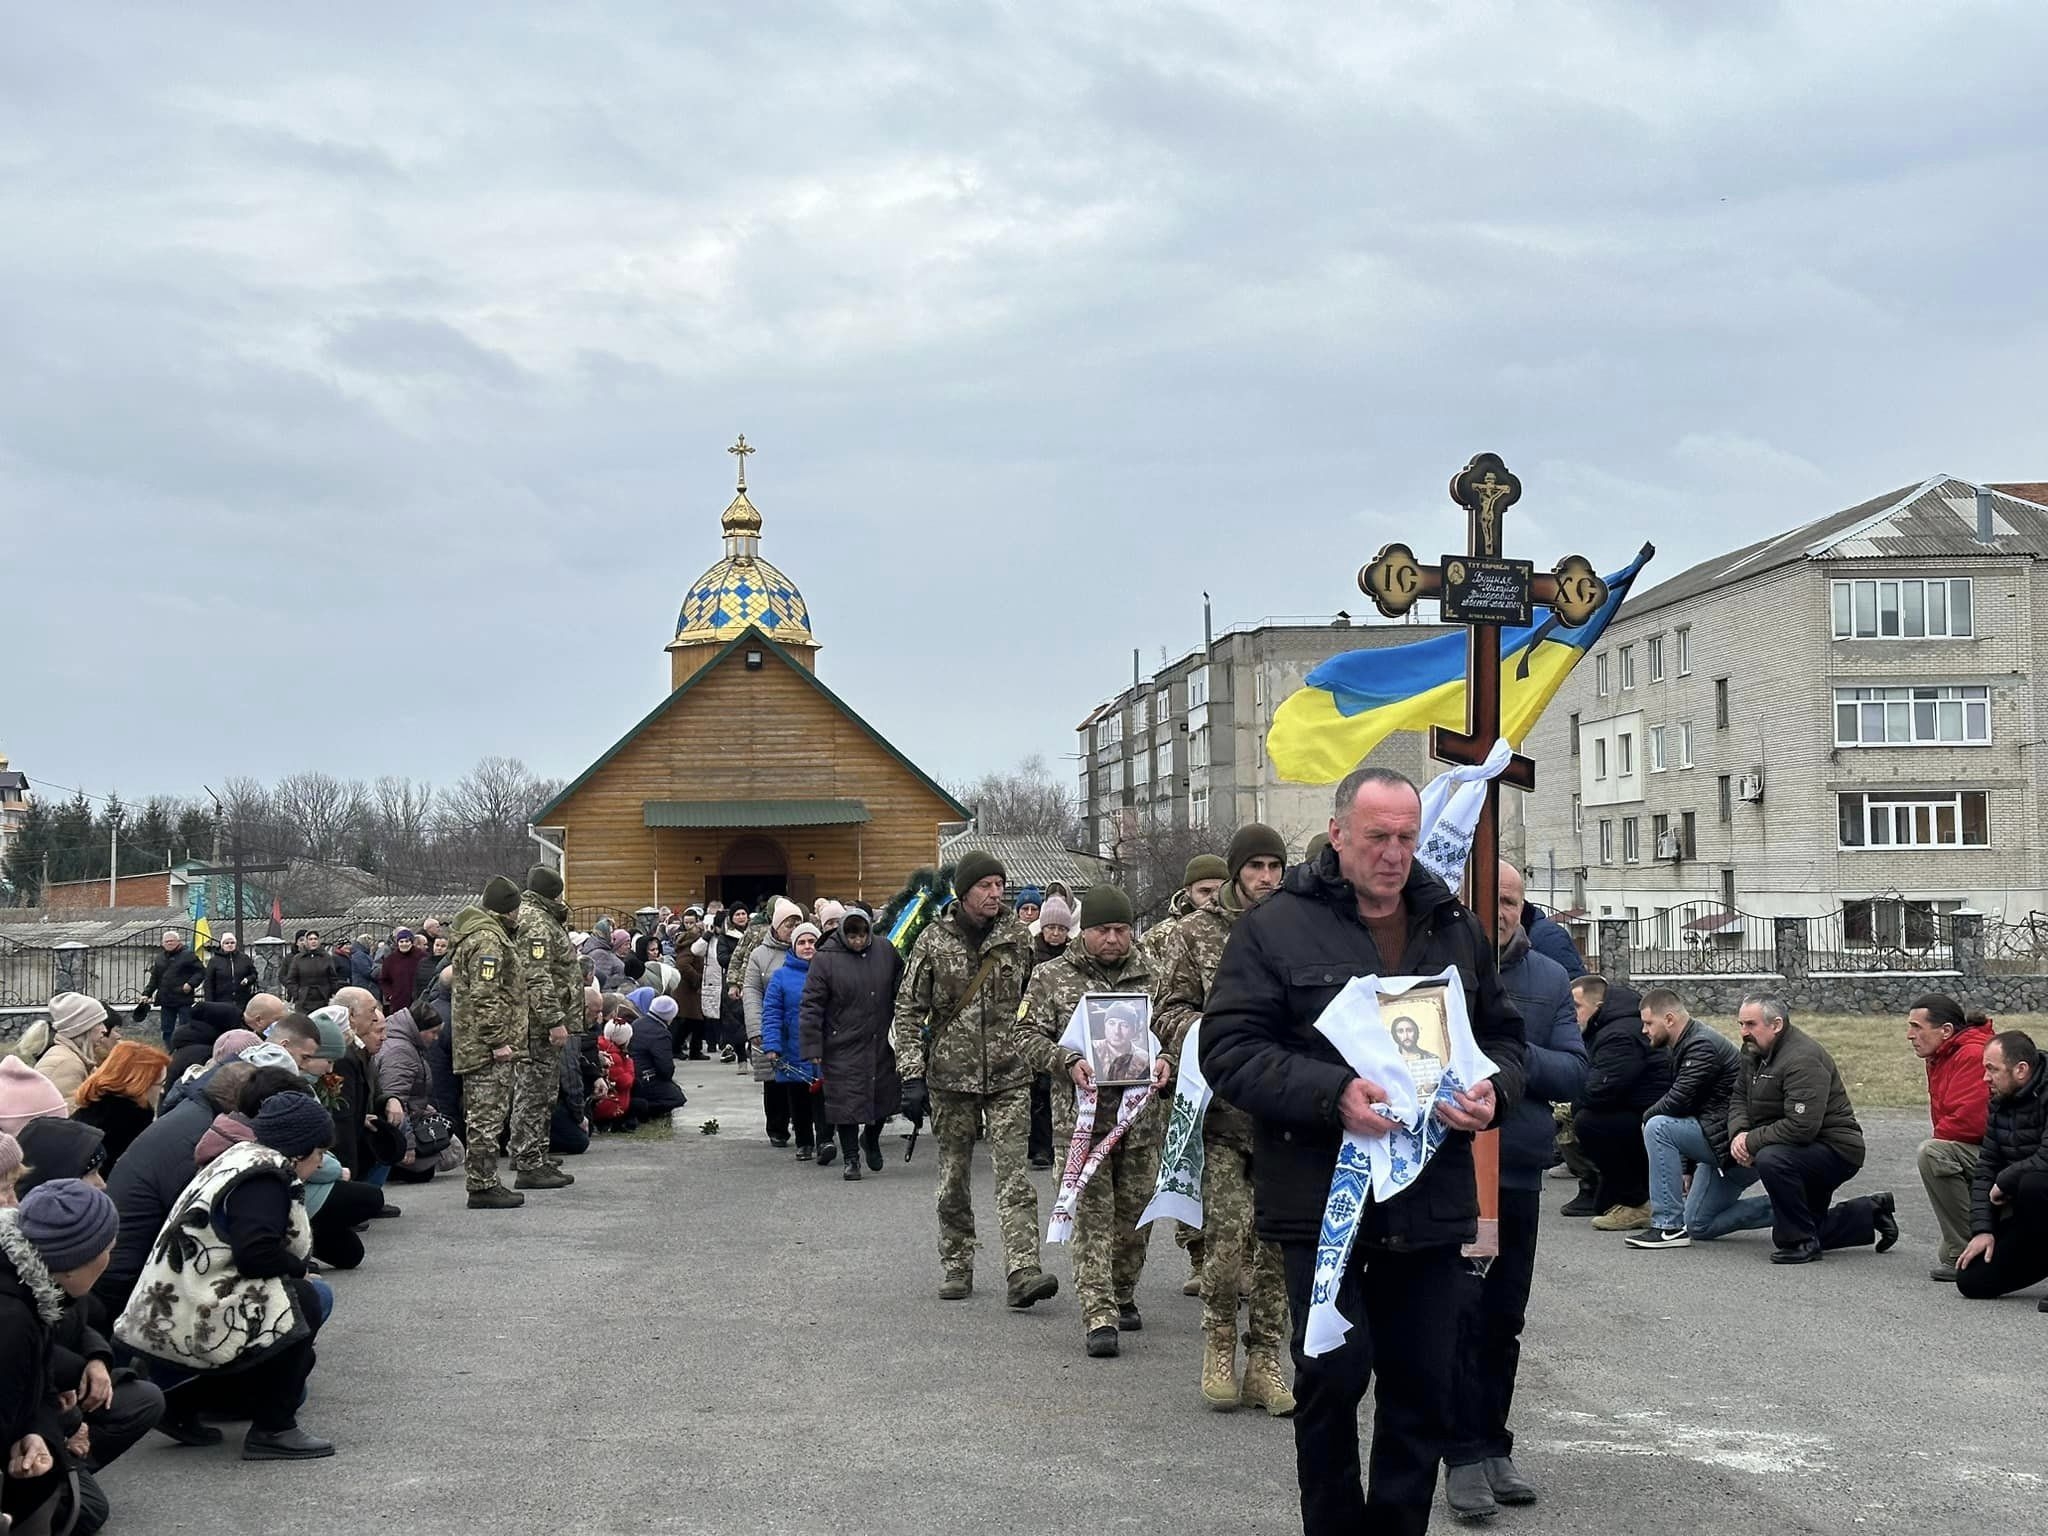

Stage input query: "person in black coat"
[
  {"left": 141, "top": 930, "right": 206, "bottom": 1048},
  {"left": 628, "top": 999, "right": 688, "bottom": 1126},
  {"left": 1957, "top": 1031, "right": 2048, "bottom": 1300},
  {"left": 1632, "top": 988, "right": 1747, "bottom": 1245},
  {"left": 1200, "top": 770, "right": 1527, "bottom": 1536},
  {"left": 202, "top": 935, "right": 260, "bottom": 1008},
  {"left": 1519, "top": 901, "right": 1586, "bottom": 980},
  {"left": 1567, "top": 977, "right": 1673, "bottom": 1224},
  {"left": 797, "top": 913, "right": 905, "bottom": 1179},
  {"left": 163, "top": 1001, "right": 247, "bottom": 1090}
]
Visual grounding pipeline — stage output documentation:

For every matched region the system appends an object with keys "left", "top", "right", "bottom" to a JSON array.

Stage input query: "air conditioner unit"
[
  {"left": 1736, "top": 772, "right": 1765, "bottom": 803},
  {"left": 1656, "top": 831, "right": 1682, "bottom": 859}
]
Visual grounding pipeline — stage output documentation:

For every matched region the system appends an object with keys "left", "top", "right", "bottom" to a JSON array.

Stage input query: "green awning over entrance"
[{"left": 642, "top": 799, "right": 871, "bottom": 829}]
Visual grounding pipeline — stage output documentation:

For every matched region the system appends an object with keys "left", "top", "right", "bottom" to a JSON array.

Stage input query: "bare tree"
[
  {"left": 1111, "top": 814, "right": 1243, "bottom": 927},
  {"left": 272, "top": 771, "right": 369, "bottom": 864},
  {"left": 951, "top": 754, "right": 1080, "bottom": 841},
  {"left": 369, "top": 776, "right": 438, "bottom": 879},
  {"left": 437, "top": 756, "right": 561, "bottom": 883}
]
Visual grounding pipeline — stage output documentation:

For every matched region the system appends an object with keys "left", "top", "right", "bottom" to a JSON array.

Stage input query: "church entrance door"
[{"left": 717, "top": 834, "right": 788, "bottom": 912}]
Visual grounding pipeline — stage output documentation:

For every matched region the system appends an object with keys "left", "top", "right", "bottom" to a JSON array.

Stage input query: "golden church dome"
[{"left": 672, "top": 437, "right": 815, "bottom": 650}]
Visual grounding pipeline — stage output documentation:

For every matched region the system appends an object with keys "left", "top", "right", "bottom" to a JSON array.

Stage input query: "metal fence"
[
  {"left": 1983, "top": 912, "right": 2048, "bottom": 975},
  {"left": 1625, "top": 902, "right": 1777, "bottom": 975},
  {"left": 1806, "top": 900, "right": 1956, "bottom": 973}
]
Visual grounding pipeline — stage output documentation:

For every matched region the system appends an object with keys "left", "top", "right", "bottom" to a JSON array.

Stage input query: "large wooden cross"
[{"left": 1356, "top": 452, "right": 1609, "bottom": 1256}]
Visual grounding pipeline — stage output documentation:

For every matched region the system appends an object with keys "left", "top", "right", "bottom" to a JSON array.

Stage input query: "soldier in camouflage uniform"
[
  {"left": 510, "top": 865, "right": 579, "bottom": 1191},
  {"left": 1146, "top": 854, "right": 1228, "bottom": 1293},
  {"left": 1154, "top": 824, "right": 1294, "bottom": 1413},
  {"left": 890, "top": 850, "right": 1056, "bottom": 1308},
  {"left": 452, "top": 876, "right": 529, "bottom": 1210},
  {"left": 1016, "top": 883, "right": 1172, "bottom": 1357}
]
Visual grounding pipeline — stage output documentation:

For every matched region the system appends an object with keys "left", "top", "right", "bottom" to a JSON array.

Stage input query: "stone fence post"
[
  {"left": 1599, "top": 918, "right": 1631, "bottom": 986},
  {"left": 1773, "top": 917, "right": 1809, "bottom": 983},
  {"left": 1951, "top": 910, "right": 1985, "bottom": 983}
]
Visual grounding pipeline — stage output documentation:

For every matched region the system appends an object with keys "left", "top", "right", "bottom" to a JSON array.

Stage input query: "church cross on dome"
[{"left": 728, "top": 433, "right": 755, "bottom": 490}]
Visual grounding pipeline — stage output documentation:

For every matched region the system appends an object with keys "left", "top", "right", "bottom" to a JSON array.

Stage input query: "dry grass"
[{"left": 1697, "top": 1012, "right": 2048, "bottom": 1111}]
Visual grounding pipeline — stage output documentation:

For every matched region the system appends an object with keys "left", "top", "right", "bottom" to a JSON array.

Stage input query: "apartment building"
[
  {"left": 1076, "top": 615, "right": 1461, "bottom": 863},
  {"left": 1522, "top": 475, "right": 2048, "bottom": 947},
  {"left": 0, "top": 752, "right": 29, "bottom": 883}
]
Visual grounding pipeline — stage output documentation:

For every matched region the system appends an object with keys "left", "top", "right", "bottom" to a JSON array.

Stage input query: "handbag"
[{"left": 408, "top": 1106, "right": 454, "bottom": 1161}]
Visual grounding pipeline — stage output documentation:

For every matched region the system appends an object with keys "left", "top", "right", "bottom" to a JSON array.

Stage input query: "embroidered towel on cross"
[
  {"left": 1046, "top": 998, "right": 1161, "bottom": 1245},
  {"left": 1303, "top": 966, "right": 1499, "bottom": 1359},
  {"left": 1138, "top": 1017, "right": 1211, "bottom": 1230},
  {"left": 1414, "top": 737, "right": 1514, "bottom": 891}
]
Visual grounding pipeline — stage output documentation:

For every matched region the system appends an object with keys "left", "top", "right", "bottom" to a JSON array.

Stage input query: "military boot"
[
  {"left": 514, "top": 1166, "right": 575, "bottom": 1190},
  {"left": 1006, "top": 1268, "right": 1060, "bottom": 1309},
  {"left": 1200, "top": 1326, "right": 1240, "bottom": 1411},
  {"left": 939, "top": 1270, "right": 973, "bottom": 1301},
  {"left": 1239, "top": 1347, "right": 1297, "bottom": 1418},
  {"left": 467, "top": 1184, "right": 525, "bottom": 1210}
]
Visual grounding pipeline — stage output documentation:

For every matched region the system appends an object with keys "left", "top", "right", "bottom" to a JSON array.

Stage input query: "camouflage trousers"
[
  {"left": 462, "top": 1059, "right": 517, "bottom": 1193},
  {"left": 931, "top": 1085, "right": 1040, "bottom": 1279},
  {"left": 509, "top": 1040, "right": 559, "bottom": 1174},
  {"left": 1068, "top": 1130, "right": 1162, "bottom": 1333},
  {"left": 1200, "top": 1125, "right": 1290, "bottom": 1348}
]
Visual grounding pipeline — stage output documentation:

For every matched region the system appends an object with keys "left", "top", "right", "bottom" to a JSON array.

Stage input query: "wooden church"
[{"left": 533, "top": 439, "right": 967, "bottom": 912}]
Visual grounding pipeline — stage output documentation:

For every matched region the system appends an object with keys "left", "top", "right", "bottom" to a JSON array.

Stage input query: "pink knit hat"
[
  {"left": 0, "top": 1055, "right": 70, "bottom": 1135},
  {"left": 0, "top": 1129, "right": 23, "bottom": 1186}
]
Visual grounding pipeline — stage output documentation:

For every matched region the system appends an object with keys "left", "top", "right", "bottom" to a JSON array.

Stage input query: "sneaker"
[
  {"left": 1871, "top": 1191, "right": 1899, "bottom": 1253},
  {"left": 1931, "top": 1265, "right": 1958, "bottom": 1283},
  {"left": 1590, "top": 1203, "right": 1652, "bottom": 1232},
  {"left": 514, "top": 1166, "right": 575, "bottom": 1190},
  {"left": 938, "top": 1272, "right": 973, "bottom": 1301},
  {"left": 1117, "top": 1301, "right": 1142, "bottom": 1332},
  {"left": 1085, "top": 1326, "right": 1120, "bottom": 1358},
  {"left": 1624, "top": 1225, "right": 1691, "bottom": 1250},
  {"left": 843, "top": 1160, "right": 862, "bottom": 1181},
  {"left": 242, "top": 1424, "right": 336, "bottom": 1460},
  {"left": 466, "top": 1184, "right": 525, "bottom": 1210},
  {"left": 1006, "top": 1268, "right": 1060, "bottom": 1309},
  {"left": 795, "top": 1145, "right": 814, "bottom": 1162},
  {"left": 1444, "top": 1460, "right": 1499, "bottom": 1522},
  {"left": 817, "top": 1141, "right": 837, "bottom": 1167},
  {"left": 719, "top": 1046, "right": 737, "bottom": 1063},
  {"left": 1559, "top": 1185, "right": 1601, "bottom": 1218}
]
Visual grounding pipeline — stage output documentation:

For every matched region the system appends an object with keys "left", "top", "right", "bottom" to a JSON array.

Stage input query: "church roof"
[
  {"left": 673, "top": 548, "right": 813, "bottom": 647},
  {"left": 533, "top": 626, "right": 970, "bottom": 825}
]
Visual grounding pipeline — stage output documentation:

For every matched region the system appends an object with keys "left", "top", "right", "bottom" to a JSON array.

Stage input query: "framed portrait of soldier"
[
  {"left": 1380, "top": 984, "right": 1451, "bottom": 1097},
  {"left": 1083, "top": 993, "right": 1153, "bottom": 1088}
]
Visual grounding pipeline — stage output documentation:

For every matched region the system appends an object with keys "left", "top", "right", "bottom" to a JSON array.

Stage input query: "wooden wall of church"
[{"left": 548, "top": 646, "right": 955, "bottom": 912}]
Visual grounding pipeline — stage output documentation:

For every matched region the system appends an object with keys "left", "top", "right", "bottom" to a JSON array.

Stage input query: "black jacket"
[
  {"left": 0, "top": 1235, "right": 69, "bottom": 1488},
  {"left": 71, "top": 1093, "right": 155, "bottom": 1176},
  {"left": 143, "top": 946, "right": 205, "bottom": 1007},
  {"left": 165, "top": 1000, "right": 246, "bottom": 1088},
  {"left": 629, "top": 1016, "right": 687, "bottom": 1118},
  {"left": 799, "top": 931, "right": 905, "bottom": 1126},
  {"left": 1200, "top": 855, "right": 1527, "bottom": 1248},
  {"left": 203, "top": 950, "right": 260, "bottom": 1007},
  {"left": 92, "top": 1096, "right": 215, "bottom": 1314},
  {"left": 1643, "top": 1018, "right": 1742, "bottom": 1168},
  {"left": 1973, "top": 1051, "right": 2048, "bottom": 1235},
  {"left": 1495, "top": 931, "right": 1586, "bottom": 1188},
  {"left": 1727, "top": 1023, "right": 1864, "bottom": 1168},
  {"left": 1577, "top": 986, "right": 1673, "bottom": 1114},
  {"left": 283, "top": 949, "right": 339, "bottom": 1011}
]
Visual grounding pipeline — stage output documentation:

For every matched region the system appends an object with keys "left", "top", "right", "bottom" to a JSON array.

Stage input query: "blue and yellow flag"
[
  {"left": 1268, "top": 546, "right": 1655, "bottom": 784},
  {"left": 191, "top": 880, "right": 213, "bottom": 957}
]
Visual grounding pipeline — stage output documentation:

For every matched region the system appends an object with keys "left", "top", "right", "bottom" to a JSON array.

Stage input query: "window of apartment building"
[
  {"left": 1676, "top": 626, "right": 1692, "bottom": 676},
  {"left": 1837, "top": 789, "right": 1989, "bottom": 849},
  {"left": 1681, "top": 810, "right": 1698, "bottom": 859},
  {"left": 1648, "top": 725, "right": 1666, "bottom": 772},
  {"left": 1622, "top": 816, "right": 1641, "bottom": 862},
  {"left": 1132, "top": 696, "right": 1149, "bottom": 732},
  {"left": 1647, "top": 634, "right": 1664, "bottom": 682},
  {"left": 1190, "top": 728, "right": 1209, "bottom": 771},
  {"left": 1714, "top": 677, "right": 1730, "bottom": 727},
  {"left": 1190, "top": 788, "right": 1209, "bottom": 828},
  {"left": 1132, "top": 753, "right": 1150, "bottom": 789},
  {"left": 1253, "top": 671, "right": 1265, "bottom": 708},
  {"left": 1845, "top": 896, "right": 1963, "bottom": 950},
  {"left": 1593, "top": 738, "right": 1608, "bottom": 780},
  {"left": 1107, "top": 760, "right": 1125, "bottom": 793},
  {"left": 1188, "top": 667, "right": 1210, "bottom": 709},
  {"left": 1155, "top": 688, "right": 1170, "bottom": 723},
  {"left": 1595, "top": 652, "right": 1609, "bottom": 695},
  {"left": 1833, "top": 685, "right": 1990, "bottom": 746},
  {"left": 1678, "top": 721, "right": 1694, "bottom": 768},
  {"left": 1571, "top": 794, "right": 1584, "bottom": 834},
  {"left": 1617, "top": 731, "right": 1634, "bottom": 776},
  {"left": 1099, "top": 713, "right": 1123, "bottom": 748},
  {"left": 1651, "top": 812, "right": 1669, "bottom": 856},
  {"left": 1619, "top": 645, "right": 1636, "bottom": 690},
  {"left": 1569, "top": 712, "right": 1580, "bottom": 756},
  {"left": 1598, "top": 819, "right": 1614, "bottom": 863},
  {"left": 1155, "top": 743, "right": 1172, "bottom": 780},
  {"left": 1717, "top": 774, "right": 1733, "bottom": 822},
  {"left": 1831, "top": 577, "right": 1974, "bottom": 640},
  {"left": 1720, "top": 868, "right": 1736, "bottom": 909}
]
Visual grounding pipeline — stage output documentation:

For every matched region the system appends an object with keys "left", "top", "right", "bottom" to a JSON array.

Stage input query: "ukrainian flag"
[
  {"left": 192, "top": 881, "right": 213, "bottom": 958},
  {"left": 1268, "top": 546, "right": 1655, "bottom": 784}
]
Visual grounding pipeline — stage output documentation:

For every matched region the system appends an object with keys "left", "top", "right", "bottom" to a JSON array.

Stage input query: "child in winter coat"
[{"left": 591, "top": 1007, "right": 638, "bottom": 1130}]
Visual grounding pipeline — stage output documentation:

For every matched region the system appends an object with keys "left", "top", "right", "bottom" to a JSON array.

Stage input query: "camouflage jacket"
[
  {"left": 449, "top": 904, "right": 528, "bottom": 1074},
  {"left": 1139, "top": 886, "right": 1198, "bottom": 971},
  {"left": 515, "top": 891, "right": 582, "bottom": 1049},
  {"left": 1152, "top": 884, "right": 1252, "bottom": 1138},
  {"left": 890, "top": 906, "right": 1035, "bottom": 1094},
  {"left": 1016, "top": 941, "right": 1161, "bottom": 1140}
]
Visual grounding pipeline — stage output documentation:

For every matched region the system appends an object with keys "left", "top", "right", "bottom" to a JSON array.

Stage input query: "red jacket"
[
  {"left": 593, "top": 1034, "right": 636, "bottom": 1122},
  {"left": 1926, "top": 1022, "right": 1993, "bottom": 1143}
]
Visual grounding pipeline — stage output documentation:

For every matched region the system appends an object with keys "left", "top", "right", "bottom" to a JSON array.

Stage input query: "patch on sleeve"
[
  {"left": 1791, "top": 1100, "right": 1806, "bottom": 1115},
  {"left": 480, "top": 954, "right": 500, "bottom": 981},
  {"left": 530, "top": 940, "right": 546, "bottom": 961}
]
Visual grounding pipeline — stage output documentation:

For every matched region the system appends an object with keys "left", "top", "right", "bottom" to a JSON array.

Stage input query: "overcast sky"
[{"left": 6, "top": 2, "right": 2046, "bottom": 808}]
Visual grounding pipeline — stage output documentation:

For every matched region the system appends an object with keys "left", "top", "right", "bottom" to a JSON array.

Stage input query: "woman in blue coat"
[{"left": 759, "top": 924, "right": 826, "bottom": 1161}]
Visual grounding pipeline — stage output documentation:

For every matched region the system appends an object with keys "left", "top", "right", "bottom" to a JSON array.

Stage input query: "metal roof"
[
  {"left": 937, "top": 831, "right": 1113, "bottom": 894},
  {"left": 643, "top": 799, "right": 870, "bottom": 829}
]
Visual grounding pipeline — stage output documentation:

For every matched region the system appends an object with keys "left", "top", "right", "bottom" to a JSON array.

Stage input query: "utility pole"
[
  {"left": 200, "top": 786, "right": 286, "bottom": 948},
  {"left": 108, "top": 811, "right": 120, "bottom": 909}
]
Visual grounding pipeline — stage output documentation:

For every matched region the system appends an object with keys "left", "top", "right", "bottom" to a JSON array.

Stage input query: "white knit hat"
[
  {"left": 48, "top": 993, "right": 109, "bottom": 1043},
  {"left": 791, "top": 923, "right": 821, "bottom": 945}
]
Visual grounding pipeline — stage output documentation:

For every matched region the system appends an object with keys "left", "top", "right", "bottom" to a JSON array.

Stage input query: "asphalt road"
[{"left": 98, "top": 1069, "right": 2042, "bottom": 1536}]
